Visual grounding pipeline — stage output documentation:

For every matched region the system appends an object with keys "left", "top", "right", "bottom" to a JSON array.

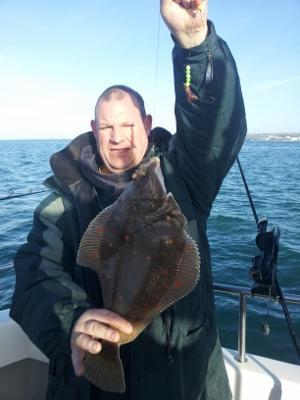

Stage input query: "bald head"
[{"left": 94, "top": 85, "right": 146, "bottom": 123}]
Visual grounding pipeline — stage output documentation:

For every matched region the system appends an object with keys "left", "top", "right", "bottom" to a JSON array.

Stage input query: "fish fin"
[
  {"left": 119, "top": 236, "right": 200, "bottom": 345},
  {"left": 83, "top": 341, "right": 126, "bottom": 393},
  {"left": 76, "top": 203, "right": 116, "bottom": 271},
  {"left": 158, "top": 235, "right": 200, "bottom": 310},
  {"left": 149, "top": 235, "right": 200, "bottom": 319},
  {"left": 118, "top": 322, "right": 149, "bottom": 345}
]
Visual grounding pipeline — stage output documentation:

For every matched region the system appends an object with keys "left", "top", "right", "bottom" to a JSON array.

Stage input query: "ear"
[
  {"left": 143, "top": 115, "right": 153, "bottom": 137},
  {"left": 90, "top": 120, "right": 97, "bottom": 140}
]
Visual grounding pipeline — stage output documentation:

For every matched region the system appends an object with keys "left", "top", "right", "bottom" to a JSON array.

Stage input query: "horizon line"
[{"left": 1, "top": 132, "right": 300, "bottom": 141}]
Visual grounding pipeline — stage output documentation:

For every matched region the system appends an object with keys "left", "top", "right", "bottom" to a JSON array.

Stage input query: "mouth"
[{"left": 110, "top": 148, "right": 130, "bottom": 154}]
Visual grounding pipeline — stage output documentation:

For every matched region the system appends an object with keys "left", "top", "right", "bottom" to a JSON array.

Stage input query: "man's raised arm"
[{"left": 161, "top": 0, "right": 247, "bottom": 216}]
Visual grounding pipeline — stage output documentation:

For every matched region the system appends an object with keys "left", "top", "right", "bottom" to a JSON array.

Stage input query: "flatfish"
[{"left": 76, "top": 156, "right": 200, "bottom": 392}]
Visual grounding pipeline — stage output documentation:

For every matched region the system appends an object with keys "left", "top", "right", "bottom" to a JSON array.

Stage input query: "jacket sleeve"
[
  {"left": 171, "top": 21, "right": 247, "bottom": 216},
  {"left": 9, "top": 192, "right": 95, "bottom": 359}
]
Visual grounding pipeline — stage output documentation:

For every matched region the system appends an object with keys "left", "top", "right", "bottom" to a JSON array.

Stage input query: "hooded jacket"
[{"left": 10, "top": 22, "right": 247, "bottom": 400}]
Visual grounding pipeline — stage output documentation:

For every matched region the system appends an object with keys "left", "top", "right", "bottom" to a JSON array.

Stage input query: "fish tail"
[{"left": 83, "top": 341, "right": 126, "bottom": 393}]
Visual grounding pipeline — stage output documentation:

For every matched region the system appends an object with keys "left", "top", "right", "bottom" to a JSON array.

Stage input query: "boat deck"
[{"left": 0, "top": 358, "right": 47, "bottom": 400}]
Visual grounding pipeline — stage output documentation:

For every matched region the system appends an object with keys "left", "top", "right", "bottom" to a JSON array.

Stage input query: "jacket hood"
[
  {"left": 44, "top": 131, "right": 97, "bottom": 195},
  {"left": 44, "top": 128, "right": 172, "bottom": 196}
]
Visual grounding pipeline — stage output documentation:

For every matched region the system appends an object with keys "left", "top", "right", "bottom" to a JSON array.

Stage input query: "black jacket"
[{"left": 10, "top": 22, "right": 247, "bottom": 400}]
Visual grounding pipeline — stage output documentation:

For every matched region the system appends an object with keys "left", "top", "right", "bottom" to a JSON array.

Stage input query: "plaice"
[{"left": 76, "top": 157, "right": 200, "bottom": 393}]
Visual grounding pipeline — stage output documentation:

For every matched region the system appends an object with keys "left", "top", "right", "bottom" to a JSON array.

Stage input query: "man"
[{"left": 10, "top": 0, "right": 247, "bottom": 399}]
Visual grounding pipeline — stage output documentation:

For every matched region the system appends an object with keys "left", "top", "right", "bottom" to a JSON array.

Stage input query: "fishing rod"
[
  {"left": 236, "top": 156, "right": 300, "bottom": 363},
  {"left": 0, "top": 265, "right": 14, "bottom": 271},
  {"left": 0, "top": 188, "right": 50, "bottom": 201},
  {"left": 236, "top": 158, "right": 259, "bottom": 226}
]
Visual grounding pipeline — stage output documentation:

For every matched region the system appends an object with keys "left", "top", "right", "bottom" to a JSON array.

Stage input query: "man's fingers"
[
  {"left": 75, "top": 332, "right": 103, "bottom": 354},
  {"left": 76, "top": 309, "right": 132, "bottom": 334},
  {"left": 83, "top": 320, "right": 120, "bottom": 342},
  {"left": 71, "top": 309, "right": 132, "bottom": 377},
  {"left": 192, "top": 0, "right": 203, "bottom": 8},
  {"left": 161, "top": 0, "right": 189, "bottom": 10},
  {"left": 171, "top": 0, "right": 193, "bottom": 9},
  {"left": 93, "top": 309, "right": 133, "bottom": 333},
  {"left": 71, "top": 347, "right": 85, "bottom": 376},
  {"left": 167, "top": 0, "right": 203, "bottom": 9}
]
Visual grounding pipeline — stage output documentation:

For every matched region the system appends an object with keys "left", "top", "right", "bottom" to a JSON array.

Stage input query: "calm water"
[{"left": 0, "top": 139, "right": 299, "bottom": 364}]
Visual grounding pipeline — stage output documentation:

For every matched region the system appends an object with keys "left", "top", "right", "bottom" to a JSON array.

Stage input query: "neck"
[{"left": 98, "top": 165, "right": 110, "bottom": 175}]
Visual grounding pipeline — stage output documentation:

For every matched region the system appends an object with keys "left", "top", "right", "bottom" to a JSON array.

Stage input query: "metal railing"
[
  {"left": 1, "top": 266, "right": 299, "bottom": 362},
  {"left": 213, "top": 283, "right": 300, "bottom": 363}
]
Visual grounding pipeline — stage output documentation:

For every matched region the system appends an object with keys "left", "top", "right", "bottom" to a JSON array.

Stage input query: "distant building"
[{"left": 247, "top": 133, "right": 300, "bottom": 141}]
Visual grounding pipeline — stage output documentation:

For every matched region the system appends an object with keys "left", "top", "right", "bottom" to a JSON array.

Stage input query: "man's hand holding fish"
[{"left": 71, "top": 309, "right": 133, "bottom": 377}]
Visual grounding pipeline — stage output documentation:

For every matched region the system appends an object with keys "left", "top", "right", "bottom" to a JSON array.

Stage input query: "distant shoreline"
[
  {"left": 1, "top": 133, "right": 300, "bottom": 142},
  {"left": 0, "top": 138, "right": 69, "bottom": 141},
  {"left": 247, "top": 133, "right": 300, "bottom": 141}
]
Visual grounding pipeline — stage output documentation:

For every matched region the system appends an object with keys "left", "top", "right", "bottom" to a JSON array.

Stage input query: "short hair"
[{"left": 94, "top": 85, "right": 146, "bottom": 120}]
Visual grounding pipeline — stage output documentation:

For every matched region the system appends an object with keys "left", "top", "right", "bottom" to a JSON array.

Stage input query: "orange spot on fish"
[
  {"left": 123, "top": 235, "right": 130, "bottom": 241},
  {"left": 175, "top": 279, "right": 183, "bottom": 288},
  {"left": 165, "top": 239, "right": 174, "bottom": 245}
]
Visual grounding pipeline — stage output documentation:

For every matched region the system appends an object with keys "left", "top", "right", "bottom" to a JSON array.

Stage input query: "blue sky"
[{"left": 0, "top": 0, "right": 299, "bottom": 139}]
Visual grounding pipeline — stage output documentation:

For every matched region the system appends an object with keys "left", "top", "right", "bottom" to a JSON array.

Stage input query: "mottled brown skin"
[
  {"left": 98, "top": 159, "right": 187, "bottom": 334},
  {"left": 77, "top": 157, "right": 200, "bottom": 392}
]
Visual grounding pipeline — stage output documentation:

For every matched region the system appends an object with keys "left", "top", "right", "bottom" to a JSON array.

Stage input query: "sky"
[{"left": 0, "top": 0, "right": 299, "bottom": 139}]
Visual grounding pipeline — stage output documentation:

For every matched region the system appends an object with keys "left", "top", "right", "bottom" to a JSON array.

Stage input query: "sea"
[{"left": 0, "top": 139, "right": 299, "bottom": 364}]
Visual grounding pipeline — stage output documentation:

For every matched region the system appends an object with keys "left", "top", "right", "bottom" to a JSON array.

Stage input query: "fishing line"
[
  {"left": 152, "top": 1, "right": 161, "bottom": 128},
  {"left": 184, "top": 1, "right": 214, "bottom": 104}
]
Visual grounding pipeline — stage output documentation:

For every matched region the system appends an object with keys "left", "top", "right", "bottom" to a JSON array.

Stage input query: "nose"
[{"left": 110, "top": 126, "right": 125, "bottom": 144}]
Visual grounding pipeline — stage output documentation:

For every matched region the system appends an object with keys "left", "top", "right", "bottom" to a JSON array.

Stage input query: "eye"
[
  {"left": 99, "top": 126, "right": 112, "bottom": 131},
  {"left": 122, "top": 123, "right": 134, "bottom": 129}
]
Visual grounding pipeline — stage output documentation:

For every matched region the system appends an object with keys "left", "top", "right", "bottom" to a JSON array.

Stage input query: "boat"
[{"left": 0, "top": 282, "right": 299, "bottom": 400}]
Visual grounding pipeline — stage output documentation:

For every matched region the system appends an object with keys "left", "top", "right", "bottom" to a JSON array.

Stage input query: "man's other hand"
[{"left": 160, "top": 0, "right": 208, "bottom": 48}]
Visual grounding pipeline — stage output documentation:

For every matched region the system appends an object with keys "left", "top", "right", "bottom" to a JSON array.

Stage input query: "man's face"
[{"left": 91, "top": 93, "right": 152, "bottom": 174}]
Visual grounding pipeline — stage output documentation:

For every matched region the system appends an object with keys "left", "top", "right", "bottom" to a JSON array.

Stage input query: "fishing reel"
[{"left": 250, "top": 218, "right": 281, "bottom": 297}]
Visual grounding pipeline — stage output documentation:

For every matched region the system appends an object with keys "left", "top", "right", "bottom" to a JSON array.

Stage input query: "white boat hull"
[{"left": 1, "top": 309, "right": 299, "bottom": 399}]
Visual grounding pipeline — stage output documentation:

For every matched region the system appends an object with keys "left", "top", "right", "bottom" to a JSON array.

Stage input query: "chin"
[
  {"left": 108, "top": 163, "right": 133, "bottom": 174},
  {"left": 109, "top": 158, "right": 140, "bottom": 173}
]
